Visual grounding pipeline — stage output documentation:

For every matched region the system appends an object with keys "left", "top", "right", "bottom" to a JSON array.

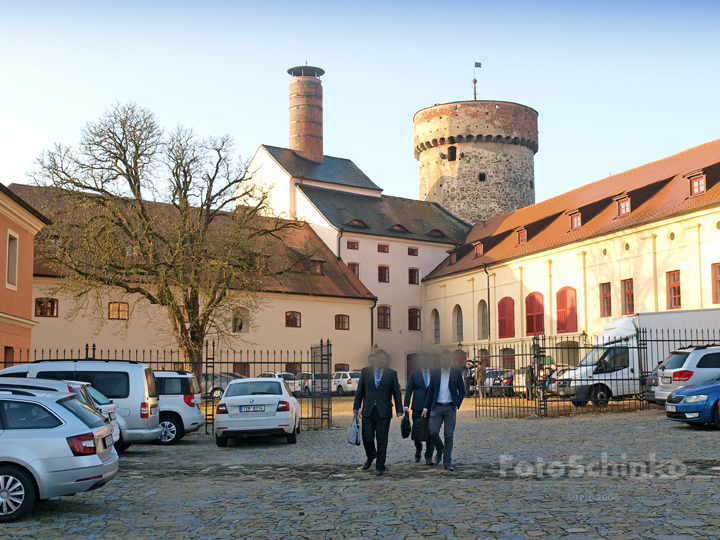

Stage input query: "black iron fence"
[
  {"left": 456, "top": 328, "right": 719, "bottom": 419},
  {"left": 30, "top": 340, "right": 333, "bottom": 432}
]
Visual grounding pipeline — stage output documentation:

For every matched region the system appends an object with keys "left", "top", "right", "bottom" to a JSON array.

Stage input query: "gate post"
[{"left": 534, "top": 336, "right": 548, "bottom": 417}]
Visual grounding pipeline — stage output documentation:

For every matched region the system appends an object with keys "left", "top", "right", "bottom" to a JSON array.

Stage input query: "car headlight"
[{"left": 685, "top": 395, "right": 708, "bottom": 403}]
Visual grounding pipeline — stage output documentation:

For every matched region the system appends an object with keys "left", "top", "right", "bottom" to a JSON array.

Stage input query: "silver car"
[
  {"left": 202, "top": 372, "right": 246, "bottom": 399},
  {"left": 0, "top": 390, "right": 118, "bottom": 522},
  {"left": 655, "top": 345, "right": 720, "bottom": 405}
]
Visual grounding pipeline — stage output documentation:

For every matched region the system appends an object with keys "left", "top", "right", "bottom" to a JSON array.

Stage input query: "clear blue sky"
[{"left": 2, "top": 0, "right": 719, "bottom": 203}]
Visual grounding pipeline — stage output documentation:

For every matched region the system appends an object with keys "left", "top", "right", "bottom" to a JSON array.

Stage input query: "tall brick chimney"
[{"left": 287, "top": 66, "right": 324, "bottom": 163}]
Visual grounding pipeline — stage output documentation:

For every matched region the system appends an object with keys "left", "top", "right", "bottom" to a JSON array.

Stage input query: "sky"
[{"left": 2, "top": 0, "right": 719, "bottom": 203}]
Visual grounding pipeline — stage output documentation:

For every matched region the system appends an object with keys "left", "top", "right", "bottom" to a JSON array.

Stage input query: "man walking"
[
  {"left": 353, "top": 349, "right": 403, "bottom": 476},
  {"left": 403, "top": 352, "right": 435, "bottom": 465},
  {"left": 475, "top": 361, "right": 487, "bottom": 399},
  {"left": 525, "top": 362, "right": 535, "bottom": 401},
  {"left": 422, "top": 350, "right": 465, "bottom": 471},
  {"left": 463, "top": 361, "right": 474, "bottom": 398}
]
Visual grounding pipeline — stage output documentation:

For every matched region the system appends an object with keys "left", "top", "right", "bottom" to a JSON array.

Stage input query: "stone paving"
[{"left": 2, "top": 410, "right": 720, "bottom": 539}]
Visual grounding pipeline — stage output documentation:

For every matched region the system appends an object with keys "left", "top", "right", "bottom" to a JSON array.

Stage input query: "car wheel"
[
  {"left": 114, "top": 435, "right": 132, "bottom": 453},
  {"left": 215, "top": 434, "right": 228, "bottom": 447},
  {"left": 591, "top": 386, "right": 611, "bottom": 407},
  {"left": 158, "top": 415, "right": 183, "bottom": 445},
  {"left": 571, "top": 399, "right": 587, "bottom": 408},
  {"left": 336, "top": 386, "right": 345, "bottom": 397},
  {"left": 0, "top": 465, "right": 37, "bottom": 523},
  {"left": 211, "top": 387, "right": 223, "bottom": 399},
  {"left": 287, "top": 424, "right": 298, "bottom": 444},
  {"left": 713, "top": 403, "right": 720, "bottom": 429}
]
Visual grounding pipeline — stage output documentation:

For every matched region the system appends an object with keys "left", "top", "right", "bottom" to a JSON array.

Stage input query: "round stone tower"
[
  {"left": 413, "top": 100, "right": 538, "bottom": 224},
  {"left": 288, "top": 65, "right": 325, "bottom": 163}
]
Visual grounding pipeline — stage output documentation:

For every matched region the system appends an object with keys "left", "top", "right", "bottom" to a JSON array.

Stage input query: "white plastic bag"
[{"left": 347, "top": 412, "right": 362, "bottom": 445}]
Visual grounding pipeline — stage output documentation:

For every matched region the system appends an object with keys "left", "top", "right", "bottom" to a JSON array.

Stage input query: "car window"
[
  {"left": 282, "top": 374, "right": 298, "bottom": 381},
  {"left": 73, "top": 371, "right": 130, "bottom": 399},
  {"left": 315, "top": 373, "right": 331, "bottom": 380},
  {"left": 225, "top": 381, "right": 282, "bottom": 397},
  {"left": 662, "top": 353, "right": 690, "bottom": 370},
  {"left": 0, "top": 372, "right": 26, "bottom": 378},
  {"left": 85, "top": 385, "right": 112, "bottom": 406},
  {"left": 594, "top": 347, "right": 630, "bottom": 374},
  {"left": 0, "top": 400, "right": 62, "bottom": 429},
  {"left": 59, "top": 397, "right": 106, "bottom": 428},
  {"left": 189, "top": 377, "right": 201, "bottom": 394},
  {"left": 76, "top": 386, "right": 97, "bottom": 409},
  {"left": 36, "top": 370, "right": 76, "bottom": 381},
  {"left": 697, "top": 353, "right": 720, "bottom": 368},
  {"left": 145, "top": 368, "right": 159, "bottom": 398},
  {"left": 162, "top": 378, "right": 184, "bottom": 394}
]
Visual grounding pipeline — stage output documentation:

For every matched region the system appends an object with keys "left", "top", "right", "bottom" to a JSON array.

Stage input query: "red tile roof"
[{"left": 426, "top": 138, "right": 720, "bottom": 280}]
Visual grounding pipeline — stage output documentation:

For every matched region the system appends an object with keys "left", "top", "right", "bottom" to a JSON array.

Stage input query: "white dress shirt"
[{"left": 438, "top": 368, "right": 452, "bottom": 403}]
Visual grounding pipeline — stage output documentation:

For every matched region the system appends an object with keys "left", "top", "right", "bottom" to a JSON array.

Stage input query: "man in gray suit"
[{"left": 403, "top": 352, "right": 435, "bottom": 465}]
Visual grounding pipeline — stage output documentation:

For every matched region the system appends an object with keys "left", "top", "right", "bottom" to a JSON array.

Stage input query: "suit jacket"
[
  {"left": 353, "top": 366, "right": 403, "bottom": 419},
  {"left": 423, "top": 366, "right": 466, "bottom": 411},
  {"left": 404, "top": 368, "right": 431, "bottom": 412}
]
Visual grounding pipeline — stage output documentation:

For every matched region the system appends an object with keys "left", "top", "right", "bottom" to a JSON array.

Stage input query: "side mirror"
[{"left": 293, "top": 391, "right": 302, "bottom": 399}]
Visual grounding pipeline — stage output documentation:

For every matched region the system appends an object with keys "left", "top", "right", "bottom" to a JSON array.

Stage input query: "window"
[
  {"left": 433, "top": 309, "right": 440, "bottom": 343},
  {"left": 475, "top": 244, "right": 483, "bottom": 258},
  {"left": 335, "top": 314, "right": 349, "bottom": 330},
  {"left": 498, "top": 297, "right": 515, "bottom": 339},
  {"left": 570, "top": 213, "right": 581, "bottom": 230},
  {"left": 713, "top": 264, "right": 720, "bottom": 304},
  {"left": 347, "top": 240, "right": 359, "bottom": 250},
  {"left": 334, "top": 363, "right": 350, "bottom": 372},
  {"left": 600, "top": 283, "right": 612, "bottom": 317},
  {"left": 447, "top": 146, "right": 457, "bottom": 161},
  {"left": 232, "top": 308, "right": 249, "bottom": 334},
  {"left": 501, "top": 348, "right": 516, "bottom": 370},
  {"left": 378, "top": 266, "right": 389, "bottom": 283},
  {"left": 310, "top": 261, "right": 324, "bottom": 275},
  {"left": 697, "top": 353, "right": 720, "bottom": 368},
  {"left": 617, "top": 198, "right": 631, "bottom": 217},
  {"left": 348, "top": 262, "right": 359, "bottom": 278},
  {"left": 478, "top": 172, "right": 487, "bottom": 182},
  {"left": 6, "top": 231, "right": 18, "bottom": 288},
  {"left": 377, "top": 306, "right": 391, "bottom": 330},
  {"left": 408, "top": 308, "right": 421, "bottom": 331},
  {"left": 390, "top": 224, "right": 408, "bottom": 232},
  {"left": 478, "top": 300, "right": 489, "bottom": 340},
  {"left": 285, "top": 363, "right": 302, "bottom": 375},
  {"left": 517, "top": 229, "right": 527, "bottom": 246},
  {"left": 525, "top": 292, "right": 544, "bottom": 336},
  {"left": 408, "top": 247, "right": 418, "bottom": 256},
  {"left": 622, "top": 279, "right": 634, "bottom": 314},
  {"left": 408, "top": 268, "right": 419, "bottom": 285},
  {"left": 427, "top": 229, "right": 445, "bottom": 237},
  {"left": 35, "top": 298, "right": 58, "bottom": 318},
  {"left": 378, "top": 244, "right": 389, "bottom": 253},
  {"left": 667, "top": 270, "right": 681, "bottom": 309},
  {"left": 233, "top": 362, "right": 250, "bottom": 378},
  {"left": 108, "top": 301, "right": 129, "bottom": 320},
  {"left": 0, "top": 401, "right": 62, "bottom": 429},
  {"left": 593, "top": 346, "right": 630, "bottom": 374},
  {"left": 449, "top": 252, "right": 457, "bottom": 265},
  {"left": 285, "top": 311, "right": 301, "bottom": 328},
  {"left": 453, "top": 306, "right": 463, "bottom": 342},
  {"left": 556, "top": 287, "right": 578, "bottom": 334},
  {"left": 66, "top": 371, "right": 131, "bottom": 399},
  {"left": 690, "top": 175, "right": 706, "bottom": 196}
]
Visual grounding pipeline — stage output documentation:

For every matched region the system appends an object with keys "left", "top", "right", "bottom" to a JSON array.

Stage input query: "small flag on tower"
[{"left": 475, "top": 62, "right": 482, "bottom": 68}]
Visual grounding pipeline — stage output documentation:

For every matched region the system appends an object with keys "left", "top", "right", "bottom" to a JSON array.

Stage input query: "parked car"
[
  {"left": 214, "top": 377, "right": 301, "bottom": 447},
  {"left": 644, "top": 364, "right": 662, "bottom": 404},
  {"left": 654, "top": 345, "right": 720, "bottom": 406},
  {"left": 297, "top": 372, "right": 332, "bottom": 396},
  {"left": 482, "top": 369, "right": 511, "bottom": 397},
  {"left": 0, "top": 390, "right": 118, "bottom": 522},
  {"left": 257, "top": 372, "right": 301, "bottom": 393},
  {"left": 153, "top": 370, "right": 205, "bottom": 445},
  {"left": 331, "top": 371, "right": 360, "bottom": 395},
  {"left": 0, "top": 359, "right": 161, "bottom": 452},
  {"left": 0, "top": 378, "right": 120, "bottom": 444},
  {"left": 201, "top": 372, "right": 246, "bottom": 399},
  {"left": 546, "top": 365, "right": 573, "bottom": 395},
  {"left": 665, "top": 376, "right": 720, "bottom": 427},
  {"left": 497, "top": 371, "right": 517, "bottom": 397}
]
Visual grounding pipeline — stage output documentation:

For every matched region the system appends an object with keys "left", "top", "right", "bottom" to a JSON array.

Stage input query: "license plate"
[
  {"left": 662, "top": 377, "right": 672, "bottom": 384},
  {"left": 104, "top": 435, "right": 113, "bottom": 448},
  {"left": 666, "top": 405, "right": 676, "bottom": 412},
  {"left": 239, "top": 405, "right": 265, "bottom": 412}
]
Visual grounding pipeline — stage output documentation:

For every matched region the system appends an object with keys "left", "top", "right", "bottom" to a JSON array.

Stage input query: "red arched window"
[
  {"left": 377, "top": 306, "right": 391, "bottom": 329},
  {"left": 557, "top": 287, "right": 578, "bottom": 334},
  {"left": 525, "top": 292, "right": 544, "bottom": 336},
  {"left": 498, "top": 297, "right": 515, "bottom": 339}
]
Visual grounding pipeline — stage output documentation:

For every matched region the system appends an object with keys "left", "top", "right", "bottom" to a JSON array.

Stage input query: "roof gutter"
[{"left": 337, "top": 228, "right": 344, "bottom": 260}]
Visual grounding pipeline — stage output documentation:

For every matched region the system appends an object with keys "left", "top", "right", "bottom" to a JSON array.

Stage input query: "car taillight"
[
  {"left": 68, "top": 385, "right": 74, "bottom": 393},
  {"left": 673, "top": 370, "right": 694, "bottom": 382},
  {"left": 140, "top": 402, "right": 149, "bottom": 419},
  {"left": 277, "top": 401, "right": 290, "bottom": 412},
  {"left": 347, "top": 379, "right": 353, "bottom": 384},
  {"left": 216, "top": 403, "right": 228, "bottom": 414},
  {"left": 67, "top": 433, "right": 97, "bottom": 456},
  {"left": 503, "top": 378, "right": 511, "bottom": 384},
  {"left": 183, "top": 395, "right": 195, "bottom": 407}
]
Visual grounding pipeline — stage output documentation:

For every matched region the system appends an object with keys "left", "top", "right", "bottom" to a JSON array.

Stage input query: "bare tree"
[{"left": 30, "top": 102, "right": 312, "bottom": 375}]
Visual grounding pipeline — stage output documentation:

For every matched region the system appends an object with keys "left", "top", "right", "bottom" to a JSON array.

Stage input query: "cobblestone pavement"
[{"left": 3, "top": 410, "right": 720, "bottom": 539}]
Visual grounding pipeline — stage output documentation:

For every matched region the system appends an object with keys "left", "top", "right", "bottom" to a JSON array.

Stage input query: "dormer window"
[
  {"left": 690, "top": 175, "right": 706, "bottom": 196},
  {"left": 517, "top": 229, "right": 527, "bottom": 246},
  {"left": 389, "top": 224, "right": 409, "bottom": 232},
  {"left": 474, "top": 243, "right": 484, "bottom": 258},
  {"left": 617, "top": 197, "right": 631, "bottom": 217},
  {"left": 449, "top": 252, "right": 457, "bottom": 265},
  {"left": 570, "top": 213, "right": 582, "bottom": 230},
  {"left": 347, "top": 219, "right": 368, "bottom": 227},
  {"left": 309, "top": 260, "right": 324, "bottom": 275},
  {"left": 428, "top": 229, "right": 445, "bottom": 237}
]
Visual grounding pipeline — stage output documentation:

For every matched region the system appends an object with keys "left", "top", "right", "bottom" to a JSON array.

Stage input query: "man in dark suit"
[
  {"left": 404, "top": 352, "right": 435, "bottom": 465},
  {"left": 422, "top": 350, "right": 465, "bottom": 471},
  {"left": 353, "top": 349, "right": 403, "bottom": 476}
]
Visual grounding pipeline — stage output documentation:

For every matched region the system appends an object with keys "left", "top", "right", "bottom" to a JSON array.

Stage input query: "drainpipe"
[
  {"left": 337, "top": 228, "right": 344, "bottom": 260},
  {"left": 483, "top": 264, "right": 491, "bottom": 340},
  {"left": 370, "top": 297, "right": 378, "bottom": 351}
]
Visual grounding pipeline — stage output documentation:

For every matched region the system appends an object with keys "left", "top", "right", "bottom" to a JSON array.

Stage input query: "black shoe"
[
  {"left": 414, "top": 453, "right": 421, "bottom": 463},
  {"left": 362, "top": 459, "right": 374, "bottom": 471},
  {"left": 433, "top": 452, "right": 443, "bottom": 466},
  {"left": 444, "top": 464, "right": 455, "bottom": 471},
  {"left": 426, "top": 458, "right": 434, "bottom": 466},
  {"left": 376, "top": 468, "right": 385, "bottom": 476}
]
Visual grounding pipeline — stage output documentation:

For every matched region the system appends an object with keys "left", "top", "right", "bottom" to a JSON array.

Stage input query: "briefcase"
[
  {"left": 347, "top": 413, "right": 362, "bottom": 446},
  {"left": 400, "top": 412, "right": 411, "bottom": 439},
  {"left": 411, "top": 416, "right": 429, "bottom": 442}
]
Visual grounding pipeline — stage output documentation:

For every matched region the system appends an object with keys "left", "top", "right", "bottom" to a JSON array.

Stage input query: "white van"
[{"left": 0, "top": 360, "right": 161, "bottom": 452}]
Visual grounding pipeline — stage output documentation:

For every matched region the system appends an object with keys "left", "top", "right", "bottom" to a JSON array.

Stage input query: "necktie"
[
  {"left": 375, "top": 369, "right": 381, "bottom": 388},
  {"left": 424, "top": 372, "right": 429, "bottom": 388}
]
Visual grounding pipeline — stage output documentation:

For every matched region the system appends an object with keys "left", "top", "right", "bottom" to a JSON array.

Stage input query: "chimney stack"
[{"left": 287, "top": 65, "right": 324, "bottom": 163}]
